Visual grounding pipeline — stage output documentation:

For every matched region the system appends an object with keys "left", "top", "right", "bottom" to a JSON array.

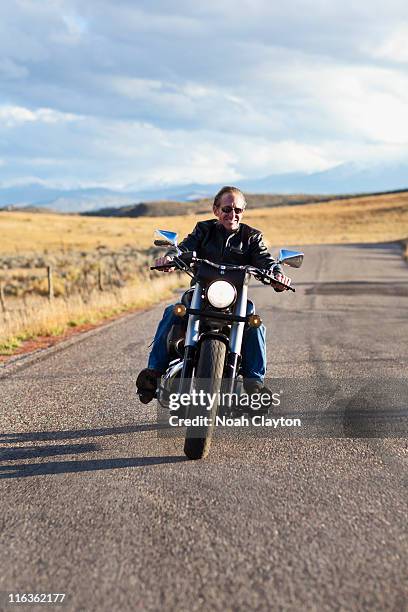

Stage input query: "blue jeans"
[{"left": 148, "top": 304, "right": 266, "bottom": 382}]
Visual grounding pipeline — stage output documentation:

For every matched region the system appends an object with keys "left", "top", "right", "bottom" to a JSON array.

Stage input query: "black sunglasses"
[{"left": 220, "top": 206, "right": 245, "bottom": 214}]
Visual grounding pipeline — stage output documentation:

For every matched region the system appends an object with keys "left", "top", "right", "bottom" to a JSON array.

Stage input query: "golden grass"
[
  {"left": 0, "top": 267, "right": 47, "bottom": 278},
  {"left": 250, "top": 193, "right": 408, "bottom": 247},
  {"left": 0, "top": 274, "right": 184, "bottom": 354},
  {"left": 1, "top": 192, "right": 408, "bottom": 253}
]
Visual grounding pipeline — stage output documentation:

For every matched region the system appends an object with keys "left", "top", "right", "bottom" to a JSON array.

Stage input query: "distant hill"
[
  {"left": 3, "top": 188, "right": 407, "bottom": 218},
  {"left": 0, "top": 204, "right": 56, "bottom": 214},
  {"left": 0, "top": 185, "right": 141, "bottom": 213},
  {"left": 1, "top": 160, "right": 407, "bottom": 212},
  {"left": 80, "top": 190, "right": 408, "bottom": 218},
  {"left": 81, "top": 194, "right": 337, "bottom": 217}
]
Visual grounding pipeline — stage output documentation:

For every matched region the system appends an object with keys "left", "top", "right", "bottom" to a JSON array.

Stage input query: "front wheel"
[{"left": 184, "top": 338, "right": 226, "bottom": 460}]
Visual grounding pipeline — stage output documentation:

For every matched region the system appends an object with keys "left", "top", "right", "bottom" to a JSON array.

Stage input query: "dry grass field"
[
  {"left": 1, "top": 191, "right": 408, "bottom": 254},
  {"left": 249, "top": 192, "right": 408, "bottom": 247},
  {"left": 1, "top": 191, "right": 407, "bottom": 356},
  {"left": 0, "top": 274, "right": 184, "bottom": 356}
]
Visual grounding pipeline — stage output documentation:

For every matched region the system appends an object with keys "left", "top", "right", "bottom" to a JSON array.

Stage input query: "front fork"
[
  {"left": 222, "top": 283, "right": 248, "bottom": 396},
  {"left": 178, "top": 281, "right": 248, "bottom": 398},
  {"left": 178, "top": 282, "right": 202, "bottom": 395}
]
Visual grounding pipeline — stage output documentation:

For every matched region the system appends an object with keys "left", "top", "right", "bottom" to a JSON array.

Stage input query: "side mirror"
[
  {"left": 154, "top": 229, "right": 178, "bottom": 247},
  {"left": 278, "top": 249, "right": 304, "bottom": 268}
]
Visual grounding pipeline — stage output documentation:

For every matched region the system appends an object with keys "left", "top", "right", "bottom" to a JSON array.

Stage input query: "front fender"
[{"left": 198, "top": 331, "right": 230, "bottom": 348}]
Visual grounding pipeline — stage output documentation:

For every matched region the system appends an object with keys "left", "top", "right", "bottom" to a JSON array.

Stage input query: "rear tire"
[{"left": 184, "top": 338, "right": 226, "bottom": 460}]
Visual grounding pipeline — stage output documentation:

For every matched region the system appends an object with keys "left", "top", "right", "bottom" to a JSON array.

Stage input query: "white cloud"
[
  {"left": 234, "top": 140, "right": 335, "bottom": 174},
  {"left": 1, "top": 1, "right": 408, "bottom": 190},
  {"left": 252, "top": 56, "right": 408, "bottom": 144},
  {"left": 370, "top": 23, "right": 408, "bottom": 63},
  {"left": 0, "top": 105, "right": 83, "bottom": 127}
]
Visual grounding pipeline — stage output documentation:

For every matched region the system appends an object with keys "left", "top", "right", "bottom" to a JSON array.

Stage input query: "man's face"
[{"left": 213, "top": 192, "right": 246, "bottom": 232}]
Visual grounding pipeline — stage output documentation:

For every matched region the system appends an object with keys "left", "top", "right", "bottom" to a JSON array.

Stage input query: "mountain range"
[{"left": 1, "top": 161, "right": 407, "bottom": 213}]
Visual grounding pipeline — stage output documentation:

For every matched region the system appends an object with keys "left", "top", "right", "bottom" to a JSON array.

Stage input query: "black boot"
[{"left": 136, "top": 368, "right": 162, "bottom": 404}]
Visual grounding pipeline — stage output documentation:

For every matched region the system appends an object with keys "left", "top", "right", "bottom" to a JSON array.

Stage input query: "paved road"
[{"left": 1, "top": 243, "right": 407, "bottom": 611}]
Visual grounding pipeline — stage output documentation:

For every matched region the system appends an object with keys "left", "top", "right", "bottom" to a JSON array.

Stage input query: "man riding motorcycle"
[{"left": 136, "top": 185, "right": 291, "bottom": 404}]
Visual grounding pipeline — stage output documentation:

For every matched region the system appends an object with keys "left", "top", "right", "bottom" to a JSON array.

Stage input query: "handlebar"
[
  {"left": 150, "top": 264, "right": 176, "bottom": 270},
  {"left": 150, "top": 255, "right": 295, "bottom": 291}
]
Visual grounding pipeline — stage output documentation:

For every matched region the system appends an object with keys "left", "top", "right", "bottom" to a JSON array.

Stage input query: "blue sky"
[{"left": 1, "top": 0, "right": 408, "bottom": 190}]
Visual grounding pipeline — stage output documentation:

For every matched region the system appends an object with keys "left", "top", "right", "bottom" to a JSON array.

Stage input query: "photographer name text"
[{"left": 168, "top": 415, "right": 302, "bottom": 428}]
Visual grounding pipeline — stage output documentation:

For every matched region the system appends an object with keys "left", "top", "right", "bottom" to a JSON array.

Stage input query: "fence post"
[
  {"left": 47, "top": 265, "right": 54, "bottom": 301},
  {"left": 98, "top": 263, "right": 104, "bottom": 291},
  {"left": 0, "top": 280, "right": 6, "bottom": 312}
]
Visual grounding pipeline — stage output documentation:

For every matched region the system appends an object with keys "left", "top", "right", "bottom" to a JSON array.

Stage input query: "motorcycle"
[{"left": 150, "top": 229, "right": 304, "bottom": 460}]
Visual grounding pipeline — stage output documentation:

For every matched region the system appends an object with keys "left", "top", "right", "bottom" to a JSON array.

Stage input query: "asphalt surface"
[{"left": 0, "top": 243, "right": 407, "bottom": 612}]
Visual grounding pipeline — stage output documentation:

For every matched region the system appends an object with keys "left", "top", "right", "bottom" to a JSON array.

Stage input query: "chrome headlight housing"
[{"left": 206, "top": 281, "right": 236, "bottom": 309}]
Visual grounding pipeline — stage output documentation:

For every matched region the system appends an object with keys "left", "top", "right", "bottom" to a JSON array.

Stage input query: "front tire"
[{"left": 184, "top": 338, "right": 226, "bottom": 460}]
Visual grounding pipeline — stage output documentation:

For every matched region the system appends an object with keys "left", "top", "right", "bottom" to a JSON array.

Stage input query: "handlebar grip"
[
  {"left": 271, "top": 278, "right": 295, "bottom": 292},
  {"left": 150, "top": 263, "right": 176, "bottom": 270}
]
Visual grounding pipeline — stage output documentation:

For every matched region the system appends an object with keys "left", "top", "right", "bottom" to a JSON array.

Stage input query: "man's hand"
[
  {"left": 272, "top": 272, "right": 291, "bottom": 291},
  {"left": 155, "top": 255, "right": 174, "bottom": 272}
]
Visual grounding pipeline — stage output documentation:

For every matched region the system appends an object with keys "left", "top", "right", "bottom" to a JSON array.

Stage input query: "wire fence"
[{"left": 0, "top": 247, "right": 161, "bottom": 315}]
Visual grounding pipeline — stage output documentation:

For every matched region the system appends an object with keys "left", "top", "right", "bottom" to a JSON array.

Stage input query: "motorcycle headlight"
[{"left": 206, "top": 281, "right": 236, "bottom": 309}]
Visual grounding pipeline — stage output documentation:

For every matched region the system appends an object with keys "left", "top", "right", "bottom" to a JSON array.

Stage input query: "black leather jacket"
[{"left": 168, "top": 219, "right": 278, "bottom": 271}]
